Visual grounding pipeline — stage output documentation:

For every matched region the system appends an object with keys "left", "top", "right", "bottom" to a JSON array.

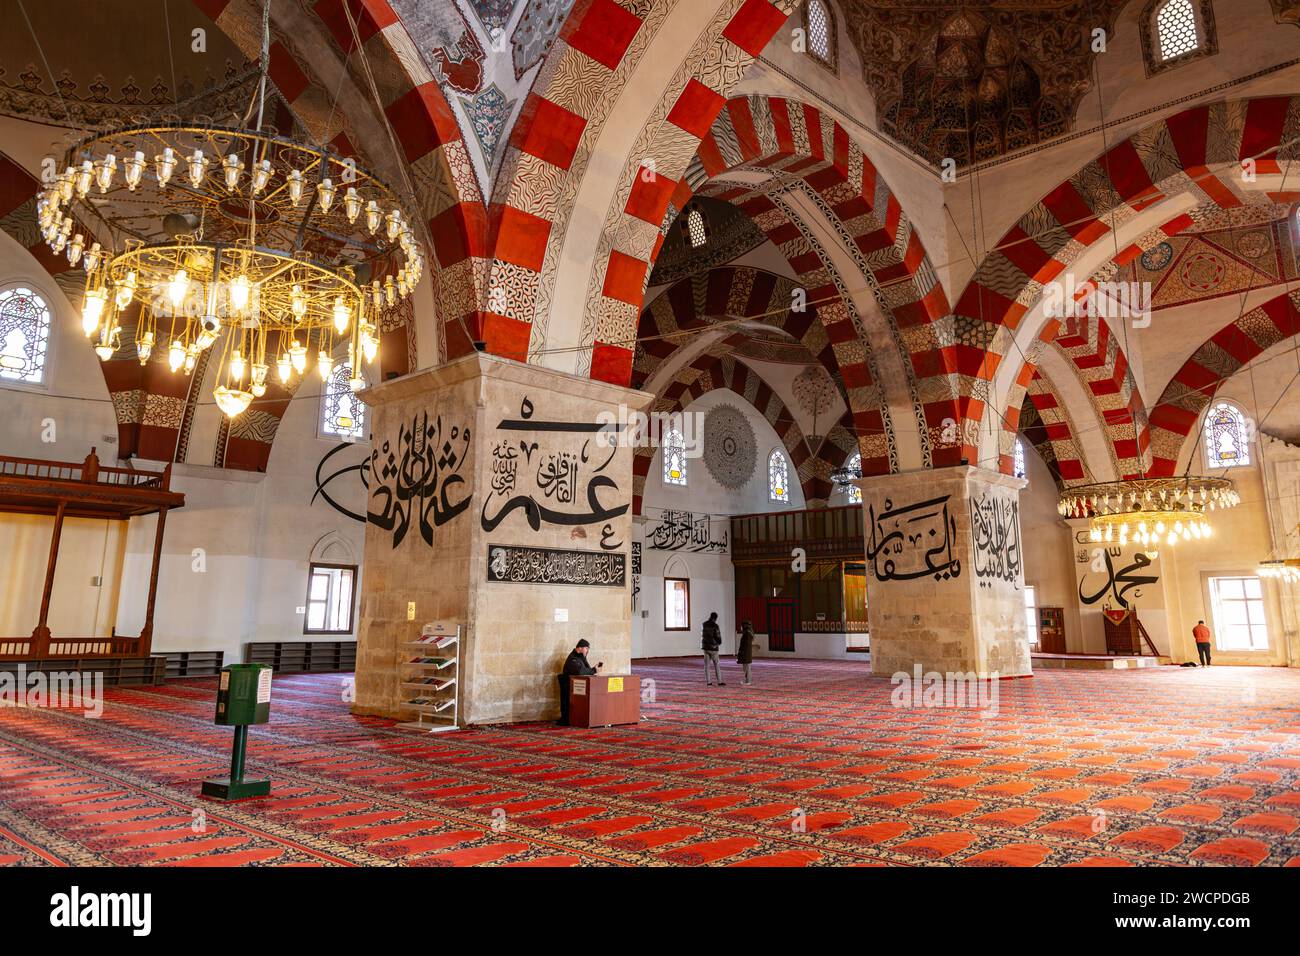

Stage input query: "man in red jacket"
[{"left": 1193, "top": 621, "right": 1213, "bottom": 666}]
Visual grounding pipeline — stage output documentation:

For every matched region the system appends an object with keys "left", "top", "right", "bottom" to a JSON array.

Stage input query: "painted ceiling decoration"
[
  {"left": 634, "top": 266, "right": 852, "bottom": 427},
  {"left": 703, "top": 402, "right": 759, "bottom": 489},
  {"left": 1122, "top": 208, "right": 1300, "bottom": 311},
  {"left": 843, "top": 0, "right": 1130, "bottom": 166},
  {"left": 0, "top": 0, "right": 250, "bottom": 129},
  {"left": 1007, "top": 196, "right": 1297, "bottom": 486}
]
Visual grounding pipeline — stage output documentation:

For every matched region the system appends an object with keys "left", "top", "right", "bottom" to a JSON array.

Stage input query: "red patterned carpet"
[{"left": 2, "top": 657, "right": 1300, "bottom": 867}]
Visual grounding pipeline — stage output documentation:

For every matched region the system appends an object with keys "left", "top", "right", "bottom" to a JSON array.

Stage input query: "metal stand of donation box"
[{"left": 202, "top": 664, "right": 273, "bottom": 800}]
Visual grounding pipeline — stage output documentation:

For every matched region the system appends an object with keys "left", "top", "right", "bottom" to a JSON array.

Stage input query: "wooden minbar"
[{"left": 0, "top": 449, "right": 185, "bottom": 662}]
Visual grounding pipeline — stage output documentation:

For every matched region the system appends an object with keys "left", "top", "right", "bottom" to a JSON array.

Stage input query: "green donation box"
[{"left": 201, "top": 664, "right": 272, "bottom": 800}]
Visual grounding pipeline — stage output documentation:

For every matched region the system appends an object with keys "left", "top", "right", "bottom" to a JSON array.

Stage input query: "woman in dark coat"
[{"left": 737, "top": 621, "right": 757, "bottom": 685}]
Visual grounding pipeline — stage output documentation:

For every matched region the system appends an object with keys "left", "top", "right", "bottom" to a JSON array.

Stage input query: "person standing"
[
  {"left": 737, "top": 620, "right": 756, "bottom": 686},
  {"left": 702, "top": 611, "right": 724, "bottom": 685},
  {"left": 1192, "top": 620, "right": 1213, "bottom": 666}
]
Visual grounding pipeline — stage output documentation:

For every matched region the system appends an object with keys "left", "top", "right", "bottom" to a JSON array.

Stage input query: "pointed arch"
[
  {"left": 632, "top": 352, "right": 853, "bottom": 514},
  {"left": 768, "top": 446, "right": 791, "bottom": 502},
  {"left": 1148, "top": 287, "right": 1300, "bottom": 474},
  {"left": 951, "top": 95, "right": 1300, "bottom": 468},
  {"left": 1019, "top": 369, "right": 1093, "bottom": 490},
  {"left": 684, "top": 95, "right": 956, "bottom": 465},
  {"left": 486, "top": 0, "right": 796, "bottom": 377}
]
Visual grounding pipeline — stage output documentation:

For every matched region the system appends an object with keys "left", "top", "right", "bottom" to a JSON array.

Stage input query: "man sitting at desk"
[{"left": 558, "top": 639, "right": 603, "bottom": 725}]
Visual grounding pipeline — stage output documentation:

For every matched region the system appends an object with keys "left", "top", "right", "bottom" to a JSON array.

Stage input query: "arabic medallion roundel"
[{"left": 703, "top": 403, "right": 756, "bottom": 490}]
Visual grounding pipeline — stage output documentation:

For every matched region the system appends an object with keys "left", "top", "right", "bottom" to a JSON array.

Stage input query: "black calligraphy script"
[
  {"left": 865, "top": 494, "right": 961, "bottom": 582},
  {"left": 480, "top": 397, "right": 628, "bottom": 546},
  {"left": 645, "top": 509, "right": 729, "bottom": 554},
  {"left": 970, "top": 492, "right": 1022, "bottom": 589},
  {"left": 631, "top": 542, "right": 641, "bottom": 610},
  {"left": 368, "top": 411, "right": 473, "bottom": 548},
  {"left": 486, "top": 543, "right": 627, "bottom": 587},
  {"left": 1079, "top": 550, "right": 1158, "bottom": 609},
  {"left": 312, "top": 441, "right": 371, "bottom": 524}
]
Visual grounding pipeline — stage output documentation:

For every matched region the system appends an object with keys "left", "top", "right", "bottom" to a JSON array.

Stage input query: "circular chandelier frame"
[{"left": 1058, "top": 475, "right": 1240, "bottom": 548}]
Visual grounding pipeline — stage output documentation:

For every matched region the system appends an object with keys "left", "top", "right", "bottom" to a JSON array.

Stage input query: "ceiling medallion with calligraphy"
[{"left": 703, "top": 403, "right": 757, "bottom": 490}]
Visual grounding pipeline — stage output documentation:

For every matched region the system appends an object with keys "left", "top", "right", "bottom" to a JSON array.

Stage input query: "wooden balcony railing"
[
  {"left": 0, "top": 448, "right": 183, "bottom": 660},
  {"left": 0, "top": 449, "right": 169, "bottom": 490}
]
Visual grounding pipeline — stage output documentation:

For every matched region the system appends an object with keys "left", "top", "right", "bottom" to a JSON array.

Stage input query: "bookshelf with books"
[{"left": 397, "top": 620, "right": 460, "bottom": 732}]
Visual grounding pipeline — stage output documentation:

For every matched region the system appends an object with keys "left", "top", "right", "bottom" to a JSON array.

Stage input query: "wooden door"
[{"left": 766, "top": 599, "right": 796, "bottom": 652}]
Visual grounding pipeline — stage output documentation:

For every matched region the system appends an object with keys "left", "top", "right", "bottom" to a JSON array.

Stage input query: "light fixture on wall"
[
  {"left": 1058, "top": 475, "right": 1239, "bottom": 548},
  {"left": 33, "top": 1, "right": 424, "bottom": 419}
]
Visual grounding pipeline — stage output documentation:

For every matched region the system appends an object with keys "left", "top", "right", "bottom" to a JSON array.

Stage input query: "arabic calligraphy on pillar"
[
  {"left": 480, "top": 397, "right": 629, "bottom": 551},
  {"left": 865, "top": 494, "right": 961, "bottom": 582},
  {"left": 970, "top": 492, "right": 1022, "bottom": 589},
  {"left": 367, "top": 411, "right": 473, "bottom": 548}
]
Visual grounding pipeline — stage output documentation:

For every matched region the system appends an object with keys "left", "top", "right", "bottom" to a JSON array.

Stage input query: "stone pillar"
[
  {"left": 352, "top": 352, "right": 651, "bottom": 724},
  {"left": 857, "top": 465, "right": 1031, "bottom": 678}
]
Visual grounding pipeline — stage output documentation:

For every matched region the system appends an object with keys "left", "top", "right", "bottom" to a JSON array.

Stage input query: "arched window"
[
  {"left": 804, "top": 0, "right": 835, "bottom": 69},
  {"left": 1140, "top": 0, "right": 1216, "bottom": 76},
  {"left": 768, "top": 448, "right": 790, "bottom": 502},
  {"left": 1203, "top": 401, "right": 1251, "bottom": 469},
  {"left": 845, "top": 450, "right": 863, "bottom": 505},
  {"left": 663, "top": 427, "right": 687, "bottom": 486},
  {"left": 320, "top": 362, "right": 366, "bottom": 439},
  {"left": 686, "top": 207, "right": 707, "bottom": 248},
  {"left": 0, "top": 285, "right": 52, "bottom": 385},
  {"left": 1013, "top": 438, "right": 1027, "bottom": 480}
]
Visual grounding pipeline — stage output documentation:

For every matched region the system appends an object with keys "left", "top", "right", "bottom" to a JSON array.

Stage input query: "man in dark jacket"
[
  {"left": 701, "top": 612, "right": 724, "bottom": 686},
  {"left": 558, "top": 640, "right": 602, "bottom": 725},
  {"left": 737, "top": 620, "right": 756, "bottom": 686}
]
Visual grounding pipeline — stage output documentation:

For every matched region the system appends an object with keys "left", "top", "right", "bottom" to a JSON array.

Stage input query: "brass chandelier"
[
  {"left": 1058, "top": 475, "right": 1240, "bottom": 548},
  {"left": 35, "top": 118, "right": 424, "bottom": 418}
]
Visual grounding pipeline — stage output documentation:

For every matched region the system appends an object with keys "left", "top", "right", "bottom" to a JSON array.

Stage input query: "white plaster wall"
[
  {"left": 111, "top": 384, "right": 369, "bottom": 664},
  {"left": 1018, "top": 442, "right": 1085, "bottom": 651}
]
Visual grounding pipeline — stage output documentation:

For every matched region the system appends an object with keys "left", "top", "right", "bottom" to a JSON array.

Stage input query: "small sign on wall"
[{"left": 554, "top": 608, "right": 569, "bottom": 622}]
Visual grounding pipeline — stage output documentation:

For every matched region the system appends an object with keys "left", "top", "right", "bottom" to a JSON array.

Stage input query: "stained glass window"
[
  {"left": 1156, "top": 0, "right": 1199, "bottom": 60},
  {"left": 321, "top": 363, "right": 365, "bottom": 439},
  {"left": 0, "top": 286, "right": 52, "bottom": 385},
  {"left": 1204, "top": 401, "right": 1250, "bottom": 468},
  {"left": 663, "top": 427, "right": 687, "bottom": 485},
  {"left": 686, "top": 208, "right": 707, "bottom": 248},
  {"left": 1014, "top": 439, "right": 1027, "bottom": 480},
  {"left": 806, "top": 0, "right": 832, "bottom": 65},
  {"left": 768, "top": 449, "right": 790, "bottom": 502},
  {"left": 845, "top": 450, "right": 863, "bottom": 505}
]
